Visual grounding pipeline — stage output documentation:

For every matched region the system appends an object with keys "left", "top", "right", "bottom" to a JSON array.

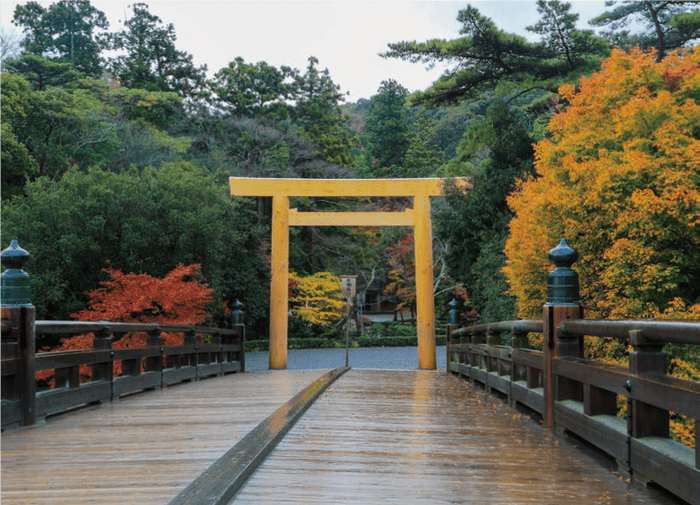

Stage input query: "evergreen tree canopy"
[
  {"left": 590, "top": 1, "right": 700, "bottom": 61},
  {"left": 364, "top": 79, "right": 410, "bottom": 173},
  {"left": 12, "top": 0, "right": 108, "bottom": 77},
  {"left": 382, "top": 2, "right": 609, "bottom": 107},
  {"left": 293, "top": 56, "right": 356, "bottom": 167},
  {"left": 212, "top": 57, "right": 296, "bottom": 118},
  {"left": 105, "top": 2, "right": 207, "bottom": 101}
]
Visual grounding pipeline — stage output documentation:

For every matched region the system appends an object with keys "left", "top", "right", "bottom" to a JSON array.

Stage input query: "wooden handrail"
[
  {"left": 446, "top": 317, "right": 700, "bottom": 505},
  {"left": 1, "top": 317, "right": 245, "bottom": 430}
]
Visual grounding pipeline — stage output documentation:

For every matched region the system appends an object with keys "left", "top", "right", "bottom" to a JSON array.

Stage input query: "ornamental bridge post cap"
[
  {"left": 232, "top": 299, "right": 243, "bottom": 326},
  {"left": 546, "top": 238, "right": 580, "bottom": 305},
  {"left": 1, "top": 240, "right": 32, "bottom": 306},
  {"left": 448, "top": 298, "right": 459, "bottom": 326},
  {"left": 548, "top": 238, "right": 578, "bottom": 267}
]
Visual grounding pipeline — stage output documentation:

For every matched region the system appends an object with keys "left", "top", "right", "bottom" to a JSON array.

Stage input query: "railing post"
[
  {"left": 233, "top": 300, "right": 245, "bottom": 373},
  {"left": 91, "top": 327, "right": 113, "bottom": 400},
  {"left": 1, "top": 240, "right": 36, "bottom": 426},
  {"left": 146, "top": 327, "right": 163, "bottom": 384},
  {"left": 543, "top": 238, "right": 583, "bottom": 427},
  {"left": 446, "top": 299, "right": 458, "bottom": 371},
  {"left": 184, "top": 330, "right": 197, "bottom": 370},
  {"left": 628, "top": 330, "right": 669, "bottom": 439}
]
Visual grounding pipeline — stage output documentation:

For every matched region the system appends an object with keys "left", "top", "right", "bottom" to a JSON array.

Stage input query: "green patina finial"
[
  {"left": 546, "top": 238, "right": 579, "bottom": 305},
  {"left": 1, "top": 240, "right": 32, "bottom": 306},
  {"left": 448, "top": 298, "right": 459, "bottom": 326},
  {"left": 232, "top": 299, "right": 243, "bottom": 325}
]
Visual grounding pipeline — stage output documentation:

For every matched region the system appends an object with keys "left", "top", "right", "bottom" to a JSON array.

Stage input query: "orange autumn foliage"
[
  {"left": 504, "top": 48, "right": 700, "bottom": 448},
  {"left": 505, "top": 47, "right": 700, "bottom": 320},
  {"left": 72, "top": 264, "right": 213, "bottom": 327},
  {"left": 37, "top": 265, "right": 213, "bottom": 385}
]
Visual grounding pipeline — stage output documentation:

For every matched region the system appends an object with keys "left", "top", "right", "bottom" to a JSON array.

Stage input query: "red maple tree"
[{"left": 38, "top": 265, "right": 213, "bottom": 385}]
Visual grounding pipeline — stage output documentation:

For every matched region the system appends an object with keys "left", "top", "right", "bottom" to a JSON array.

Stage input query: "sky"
[{"left": 0, "top": 1, "right": 611, "bottom": 102}]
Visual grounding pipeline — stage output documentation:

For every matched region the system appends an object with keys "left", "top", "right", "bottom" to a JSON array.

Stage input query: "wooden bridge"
[
  {"left": 2, "top": 240, "right": 699, "bottom": 504},
  {"left": 1, "top": 367, "right": 689, "bottom": 505}
]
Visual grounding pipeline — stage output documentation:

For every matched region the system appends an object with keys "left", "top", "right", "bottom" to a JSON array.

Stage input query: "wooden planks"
[
  {"left": 1, "top": 370, "right": 330, "bottom": 505},
  {"left": 232, "top": 370, "right": 680, "bottom": 505},
  {"left": 170, "top": 367, "right": 350, "bottom": 505}
]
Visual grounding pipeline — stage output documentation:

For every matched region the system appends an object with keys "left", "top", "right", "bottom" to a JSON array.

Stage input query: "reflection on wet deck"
[
  {"left": 232, "top": 370, "right": 681, "bottom": 505},
  {"left": 0, "top": 369, "right": 685, "bottom": 505},
  {"left": 0, "top": 370, "right": 330, "bottom": 505}
]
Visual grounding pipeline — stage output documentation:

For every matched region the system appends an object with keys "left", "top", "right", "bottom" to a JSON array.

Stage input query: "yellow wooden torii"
[{"left": 229, "top": 177, "right": 469, "bottom": 370}]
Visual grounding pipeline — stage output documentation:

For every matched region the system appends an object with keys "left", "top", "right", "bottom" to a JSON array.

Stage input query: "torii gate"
[{"left": 229, "top": 177, "right": 468, "bottom": 370}]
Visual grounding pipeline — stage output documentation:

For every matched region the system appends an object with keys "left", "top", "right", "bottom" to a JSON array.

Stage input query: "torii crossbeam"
[{"left": 229, "top": 177, "right": 469, "bottom": 370}]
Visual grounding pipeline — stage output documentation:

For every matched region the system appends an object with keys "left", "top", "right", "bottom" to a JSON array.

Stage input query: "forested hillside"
[{"left": 2, "top": 0, "right": 699, "bottom": 346}]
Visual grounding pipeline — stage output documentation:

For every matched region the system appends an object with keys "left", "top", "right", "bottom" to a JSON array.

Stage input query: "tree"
[
  {"left": 504, "top": 47, "right": 700, "bottom": 320},
  {"left": 363, "top": 79, "right": 410, "bottom": 174},
  {"left": 72, "top": 265, "right": 213, "bottom": 326},
  {"left": 527, "top": 0, "right": 607, "bottom": 70},
  {"left": 382, "top": 3, "right": 608, "bottom": 107},
  {"left": 1, "top": 73, "right": 39, "bottom": 197},
  {"left": 402, "top": 117, "right": 444, "bottom": 177},
  {"left": 105, "top": 3, "right": 207, "bottom": 101},
  {"left": 211, "top": 57, "right": 295, "bottom": 119},
  {"left": 504, "top": 48, "right": 699, "bottom": 448},
  {"left": 36, "top": 264, "right": 214, "bottom": 386},
  {"left": 5, "top": 53, "right": 81, "bottom": 90},
  {"left": 1, "top": 162, "right": 270, "bottom": 335},
  {"left": 289, "top": 271, "right": 345, "bottom": 332},
  {"left": 590, "top": 1, "right": 700, "bottom": 61},
  {"left": 293, "top": 56, "right": 356, "bottom": 168},
  {"left": 12, "top": 0, "right": 108, "bottom": 77},
  {"left": 435, "top": 101, "right": 534, "bottom": 322}
]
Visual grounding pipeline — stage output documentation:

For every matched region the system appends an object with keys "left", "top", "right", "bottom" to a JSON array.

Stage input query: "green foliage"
[
  {"left": 367, "top": 322, "right": 417, "bottom": 338},
  {"left": 363, "top": 79, "right": 410, "bottom": 174},
  {"left": 590, "top": 1, "right": 700, "bottom": 61},
  {"left": 5, "top": 53, "right": 81, "bottom": 90},
  {"left": 105, "top": 2, "right": 207, "bottom": 101},
  {"left": 12, "top": 0, "right": 108, "bottom": 77},
  {"left": 435, "top": 102, "right": 534, "bottom": 322},
  {"left": 383, "top": 3, "right": 609, "bottom": 107},
  {"left": 1, "top": 73, "right": 39, "bottom": 197},
  {"left": 401, "top": 118, "right": 444, "bottom": 177},
  {"left": 1, "top": 162, "right": 269, "bottom": 334},
  {"left": 293, "top": 56, "right": 356, "bottom": 168},
  {"left": 212, "top": 56, "right": 296, "bottom": 118}
]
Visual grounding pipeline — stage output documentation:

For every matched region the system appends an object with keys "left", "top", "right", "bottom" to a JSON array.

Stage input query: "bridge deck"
[
  {"left": 233, "top": 370, "right": 677, "bottom": 505},
  {"left": 1, "top": 369, "right": 681, "bottom": 504},
  {"left": 0, "top": 370, "right": 330, "bottom": 504}
]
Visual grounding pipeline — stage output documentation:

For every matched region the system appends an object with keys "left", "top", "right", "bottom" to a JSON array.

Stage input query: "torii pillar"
[{"left": 229, "top": 178, "right": 469, "bottom": 370}]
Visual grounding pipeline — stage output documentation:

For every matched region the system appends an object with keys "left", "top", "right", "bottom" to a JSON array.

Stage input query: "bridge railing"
[
  {"left": 445, "top": 241, "right": 700, "bottom": 505},
  {"left": 1, "top": 241, "right": 244, "bottom": 431}
]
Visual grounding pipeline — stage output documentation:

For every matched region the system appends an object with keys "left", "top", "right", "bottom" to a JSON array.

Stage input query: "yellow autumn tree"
[
  {"left": 289, "top": 271, "right": 345, "bottom": 327},
  {"left": 504, "top": 47, "right": 700, "bottom": 320},
  {"left": 504, "top": 48, "right": 700, "bottom": 448}
]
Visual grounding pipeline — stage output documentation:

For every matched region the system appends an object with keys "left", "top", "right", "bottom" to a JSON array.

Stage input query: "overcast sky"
[{"left": 1, "top": 1, "right": 610, "bottom": 102}]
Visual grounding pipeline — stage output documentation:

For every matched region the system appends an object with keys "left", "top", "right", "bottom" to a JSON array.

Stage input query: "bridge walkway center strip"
[{"left": 169, "top": 366, "right": 350, "bottom": 505}]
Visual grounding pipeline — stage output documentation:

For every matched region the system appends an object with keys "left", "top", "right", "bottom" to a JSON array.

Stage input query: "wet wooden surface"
[
  {"left": 0, "top": 370, "right": 329, "bottom": 505},
  {"left": 232, "top": 370, "right": 682, "bottom": 505}
]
